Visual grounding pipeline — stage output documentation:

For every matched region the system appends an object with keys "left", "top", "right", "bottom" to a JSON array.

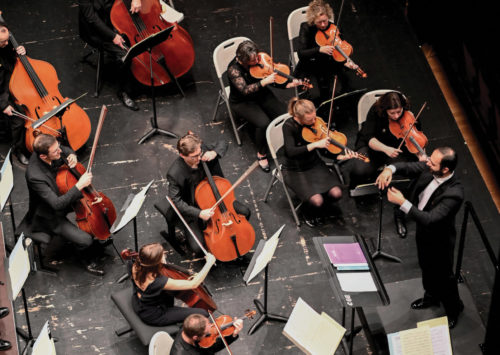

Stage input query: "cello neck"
[{"left": 201, "top": 161, "right": 227, "bottom": 213}]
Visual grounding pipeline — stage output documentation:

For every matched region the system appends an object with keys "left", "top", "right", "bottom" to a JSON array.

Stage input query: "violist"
[
  {"left": 21, "top": 134, "right": 106, "bottom": 275},
  {"left": 0, "top": 19, "right": 29, "bottom": 165},
  {"left": 78, "top": 0, "right": 140, "bottom": 110},
  {"left": 129, "top": 243, "right": 216, "bottom": 326},
  {"left": 162, "top": 132, "right": 251, "bottom": 256},
  {"left": 283, "top": 98, "right": 356, "bottom": 227}
]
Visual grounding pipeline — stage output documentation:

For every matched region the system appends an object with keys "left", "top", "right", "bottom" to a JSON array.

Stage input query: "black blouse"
[{"left": 282, "top": 117, "right": 322, "bottom": 171}]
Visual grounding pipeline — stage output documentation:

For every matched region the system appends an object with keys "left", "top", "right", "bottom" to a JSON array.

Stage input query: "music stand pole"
[{"left": 371, "top": 190, "right": 402, "bottom": 263}]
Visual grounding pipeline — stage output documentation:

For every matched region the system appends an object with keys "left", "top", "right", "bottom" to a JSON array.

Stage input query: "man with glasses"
[
  {"left": 22, "top": 134, "right": 105, "bottom": 276},
  {"left": 163, "top": 132, "right": 251, "bottom": 256}
]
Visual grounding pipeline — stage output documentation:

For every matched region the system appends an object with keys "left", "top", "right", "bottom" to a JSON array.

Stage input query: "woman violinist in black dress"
[
  {"left": 282, "top": 97, "right": 356, "bottom": 226},
  {"left": 130, "top": 243, "right": 216, "bottom": 326}
]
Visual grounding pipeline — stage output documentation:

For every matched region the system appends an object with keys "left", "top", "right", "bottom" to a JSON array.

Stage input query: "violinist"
[
  {"left": 0, "top": 19, "right": 29, "bottom": 165},
  {"left": 164, "top": 133, "right": 251, "bottom": 255},
  {"left": 130, "top": 243, "right": 216, "bottom": 326},
  {"left": 283, "top": 98, "right": 356, "bottom": 227},
  {"left": 350, "top": 91, "right": 425, "bottom": 238},
  {"left": 171, "top": 313, "right": 243, "bottom": 355},
  {"left": 227, "top": 40, "right": 301, "bottom": 172},
  {"left": 22, "top": 134, "right": 105, "bottom": 276},
  {"left": 78, "top": 0, "right": 141, "bottom": 110},
  {"left": 294, "top": 0, "right": 357, "bottom": 106}
]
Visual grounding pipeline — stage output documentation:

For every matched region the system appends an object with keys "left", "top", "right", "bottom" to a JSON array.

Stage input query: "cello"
[
  {"left": 56, "top": 105, "right": 116, "bottom": 240},
  {"left": 121, "top": 248, "right": 217, "bottom": 312},
  {"left": 110, "top": 0, "right": 195, "bottom": 87},
  {"left": 0, "top": 12, "right": 91, "bottom": 153}
]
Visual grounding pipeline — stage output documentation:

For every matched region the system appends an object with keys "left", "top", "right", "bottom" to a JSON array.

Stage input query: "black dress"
[
  {"left": 129, "top": 263, "right": 208, "bottom": 326},
  {"left": 281, "top": 117, "right": 341, "bottom": 201}
]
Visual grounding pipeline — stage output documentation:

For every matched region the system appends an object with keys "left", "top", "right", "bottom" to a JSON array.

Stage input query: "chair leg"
[
  {"left": 110, "top": 239, "right": 125, "bottom": 265},
  {"left": 274, "top": 168, "right": 301, "bottom": 227},
  {"left": 94, "top": 48, "right": 104, "bottom": 98},
  {"left": 332, "top": 162, "right": 345, "bottom": 185},
  {"left": 263, "top": 170, "right": 278, "bottom": 202},
  {"left": 225, "top": 100, "right": 242, "bottom": 146},
  {"left": 212, "top": 91, "right": 223, "bottom": 122}
]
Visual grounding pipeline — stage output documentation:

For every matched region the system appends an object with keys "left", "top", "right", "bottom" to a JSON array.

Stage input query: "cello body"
[
  {"left": 195, "top": 174, "right": 255, "bottom": 262},
  {"left": 9, "top": 56, "right": 91, "bottom": 153},
  {"left": 56, "top": 162, "right": 116, "bottom": 240},
  {"left": 110, "top": 0, "right": 195, "bottom": 87}
]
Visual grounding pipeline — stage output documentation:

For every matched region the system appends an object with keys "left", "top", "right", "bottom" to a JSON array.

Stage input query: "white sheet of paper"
[
  {"left": 32, "top": 321, "right": 57, "bottom": 355},
  {"left": 0, "top": 150, "right": 14, "bottom": 211},
  {"left": 8, "top": 234, "right": 31, "bottom": 299},
  {"left": 400, "top": 326, "right": 433, "bottom": 355},
  {"left": 337, "top": 272, "right": 377, "bottom": 292},
  {"left": 245, "top": 225, "right": 284, "bottom": 283},
  {"left": 110, "top": 180, "right": 153, "bottom": 233}
]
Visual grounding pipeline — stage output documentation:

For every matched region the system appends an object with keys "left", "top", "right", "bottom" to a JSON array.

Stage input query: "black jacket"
[{"left": 78, "top": 0, "right": 117, "bottom": 46}]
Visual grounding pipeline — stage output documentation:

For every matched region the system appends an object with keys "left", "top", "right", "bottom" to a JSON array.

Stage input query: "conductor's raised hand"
[
  {"left": 387, "top": 187, "right": 405, "bottom": 206},
  {"left": 376, "top": 167, "right": 393, "bottom": 190}
]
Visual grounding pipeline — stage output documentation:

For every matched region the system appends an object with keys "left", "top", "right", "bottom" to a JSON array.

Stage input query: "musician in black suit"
[
  {"left": 162, "top": 133, "right": 250, "bottom": 255},
  {"left": 22, "top": 134, "right": 105, "bottom": 276},
  {"left": 376, "top": 146, "right": 464, "bottom": 328},
  {"left": 78, "top": 0, "right": 141, "bottom": 110}
]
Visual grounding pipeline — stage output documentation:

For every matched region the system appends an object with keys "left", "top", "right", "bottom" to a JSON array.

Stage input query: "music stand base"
[
  {"left": 138, "top": 125, "right": 177, "bottom": 144},
  {"left": 248, "top": 299, "right": 288, "bottom": 335},
  {"left": 372, "top": 250, "right": 401, "bottom": 263}
]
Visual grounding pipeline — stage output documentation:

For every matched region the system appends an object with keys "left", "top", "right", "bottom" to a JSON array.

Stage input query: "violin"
[
  {"left": 110, "top": 0, "right": 195, "bottom": 87},
  {"left": 314, "top": 22, "right": 367, "bottom": 78},
  {"left": 198, "top": 310, "right": 256, "bottom": 349},
  {"left": 1, "top": 12, "right": 91, "bottom": 153},
  {"left": 121, "top": 248, "right": 217, "bottom": 312},
  {"left": 388, "top": 102, "right": 428, "bottom": 157},
  {"left": 56, "top": 106, "right": 116, "bottom": 240},
  {"left": 194, "top": 161, "right": 257, "bottom": 262}
]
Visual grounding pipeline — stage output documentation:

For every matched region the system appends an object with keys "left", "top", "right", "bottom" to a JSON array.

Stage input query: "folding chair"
[
  {"left": 262, "top": 114, "right": 302, "bottom": 227},
  {"left": 149, "top": 331, "right": 174, "bottom": 355},
  {"left": 159, "top": 0, "right": 184, "bottom": 23},
  {"left": 287, "top": 6, "right": 308, "bottom": 72},
  {"left": 357, "top": 89, "right": 397, "bottom": 129},
  {"left": 212, "top": 36, "right": 251, "bottom": 146}
]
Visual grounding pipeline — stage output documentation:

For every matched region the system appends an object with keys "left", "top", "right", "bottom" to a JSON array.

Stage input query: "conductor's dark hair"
[
  {"left": 437, "top": 146, "right": 458, "bottom": 172},
  {"left": 236, "top": 40, "right": 259, "bottom": 64},
  {"left": 374, "top": 91, "right": 410, "bottom": 117}
]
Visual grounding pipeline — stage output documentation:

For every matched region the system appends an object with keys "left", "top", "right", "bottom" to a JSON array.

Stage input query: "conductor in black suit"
[
  {"left": 24, "top": 134, "right": 105, "bottom": 276},
  {"left": 376, "top": 146, "right": 464, "bottom": 328},
  {"left": 164, "top": 132, "right": 251, "bottom": 255}
]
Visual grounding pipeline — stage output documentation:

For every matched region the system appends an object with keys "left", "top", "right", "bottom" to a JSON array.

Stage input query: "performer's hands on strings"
[
  {"left": 201, "top": 150, "right": 217, "bottom": 162},
  {"left": 113, "top": 34, "right": 126, "bottom": 49},
  {"left": 130, "top": 0, "right": 142, "bottom": 13},
  {"left": 66, "top": 153, "right": 78, "bottom": 168},
  {"left": 199, "top": 208, "right": 215, "bottom": 221},
  {"left": 232, "top": 318, "right": 244, "bottom": 336}
]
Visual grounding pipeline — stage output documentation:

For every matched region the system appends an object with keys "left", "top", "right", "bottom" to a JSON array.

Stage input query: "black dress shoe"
[
  {"left": 257, "top": 154, "right": 270, "bottom": 173},
  {"left": 84, "top": 261, "right": 105, "bottom": 276},
  {"left": 0, "top": 339, "right": 12, "bottom": 351},
  {"left": 394, "top": 212, "right": 407, "bottom": 238},
  {"left": 118, "top": 91, "right": 139, "bottom": 111},
  {"left": 448, "top": 301, "right": 464, "bottom": 329},
  {"left": 303, "top": 216, "right": 317, "bottom": 227},
  {"left": 411, "top": 297, "right": 440, "bottom": 310},
  {"left": 15, "top": 150, "right": 29, "bottom": 165},
  {"left": 0, "top": 307, "right": 9, "bottom": 319}
]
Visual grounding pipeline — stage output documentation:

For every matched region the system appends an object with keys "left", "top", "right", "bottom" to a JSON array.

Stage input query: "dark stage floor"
[{"left": 1, "top": 0, "right": 499, "bottom": 354}]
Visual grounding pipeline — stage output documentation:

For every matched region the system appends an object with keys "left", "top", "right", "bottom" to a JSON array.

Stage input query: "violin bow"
[
  {"left": 396, "top": 101, "right": 427, "bottom": 151},
  {"left": 208, "top": 311, "right": 233, "bottom": 355},
  {"left": 208, "top": 160, "right": 259, "bottom": 212},
  {"left": 326, "top": 75, "right": 338, "bottom": 132},
  {"left": 10, "top": 110, "right": 61, "bottom": 135},
  {"left": 86, "top": 105, "right": 108, "bottom": 173},
  {"left": 269, "top": 17, "right": 274, "bottom": 75},
  {"left": 165, "top": 195, "right": 211, "bottom": 257}
]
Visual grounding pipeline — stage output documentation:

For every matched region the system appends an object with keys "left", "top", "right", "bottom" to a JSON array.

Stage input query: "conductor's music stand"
[
  {"left": 243, "top": 225, "right": 288, "bottom": 335},
  {"left": 350, "top": 180, "right": 410, "bottom": 263},
  {"left": 121, "top": 26, "right": 178, "bottom": 144}
]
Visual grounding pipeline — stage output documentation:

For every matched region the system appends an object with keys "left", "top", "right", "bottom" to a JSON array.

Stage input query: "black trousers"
[
  {"left": 1, "top": 112, "right": 26, "bottom": 152},
  {"left": 32, "top": 215, "right": 93, "bottom": 250},
  {"left": 230, "top": 91, "right": 286, "bottom": 155}
]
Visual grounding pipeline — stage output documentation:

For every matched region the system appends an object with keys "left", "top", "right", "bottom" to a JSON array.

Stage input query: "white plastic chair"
[
  {"left": 357, "top": 89, "right": 395, "bottom": 129},
  {"left": 287, "top": 6, "right": 308, "bottom": 71},
  {"left": 262, "top": 114, "right": 302, "bottom": 226},
  {"left": 159, "top": 0, "right": 184, "bottom": 23},
  {"left": 149, "top": 331, "right": 174, "bottom": 355},
  {"left": 212, "top": 36, "right": 251, "bottom": 145}
]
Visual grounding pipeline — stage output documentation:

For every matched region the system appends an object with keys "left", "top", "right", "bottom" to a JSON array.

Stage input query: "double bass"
[
  {"left": 56, "top": 106, "right": 116, "bottom": 240},
  {"left": 110, "top": 0, "right": 195, "bottom": 87},
  {"left": 0, "top": 12, "right": 91, "bottom": 153}
]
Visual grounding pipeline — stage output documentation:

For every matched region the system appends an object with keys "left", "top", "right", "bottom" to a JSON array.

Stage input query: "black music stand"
[
  {"left": 243, "top": 225, "right": 288, "bottom": 335},
  {"left": 350, "top": 180, "right": 410, "bottom": 263},
  {"left": 122, "top": 26, "right": 178, "bottom": 144}
]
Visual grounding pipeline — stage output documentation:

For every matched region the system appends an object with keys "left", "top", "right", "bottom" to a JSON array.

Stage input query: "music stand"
[
  {"left": 1, "top": 150, "right": 16, "bottom": 250},
  {"left": 350, "top": 180, "right": 410, "bottom": 263},
  {"left": 31, "top": 321, "right": 56, "bottom": 355},
  {"left": 243, "top": 225, "right": 288, "bottom": 335},
  {"left": 121, "top": 26, "right": 179, "bottom": 144}
]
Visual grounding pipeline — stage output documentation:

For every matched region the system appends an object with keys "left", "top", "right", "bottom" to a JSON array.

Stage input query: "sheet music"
[
  {"left": 336, "top": 272, "right": 377, "bottom": 292},
  {"left": 0, "top": 149, "right": 14, "bottom": 211},
  {"left": 245, "top": 225, "right": 284, "bottom": 283},
  {"left": 400, "top": 326, "right": 433, "bottom": 355},
  {"left": 32, "top": 321, "right": 56, "bottom": 355},
  {"left": 8, "top": 234, "right": 31, "bottom": 299},
  {"left": 418, "top": 317, "right": 453, "bottom": 355},
  {"left": 110, "top": 180, "right": 153, "bottom": 233}
]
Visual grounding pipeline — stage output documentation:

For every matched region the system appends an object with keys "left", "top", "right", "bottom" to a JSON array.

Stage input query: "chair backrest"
[
  {"left": 149, "top": 331, "right": 174, "bottom": 355},
  {"left": 287, "top": 7, "right": 308, "bottom": 68},
  {"left": 357, "top": 89, "right": 395, "bottom": 129},
  {"left": 266, "top": 113, "right": 292, "bottom": 160},
  {"left": 213, "top": 36, "right": 251, "bottom": 80}
]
